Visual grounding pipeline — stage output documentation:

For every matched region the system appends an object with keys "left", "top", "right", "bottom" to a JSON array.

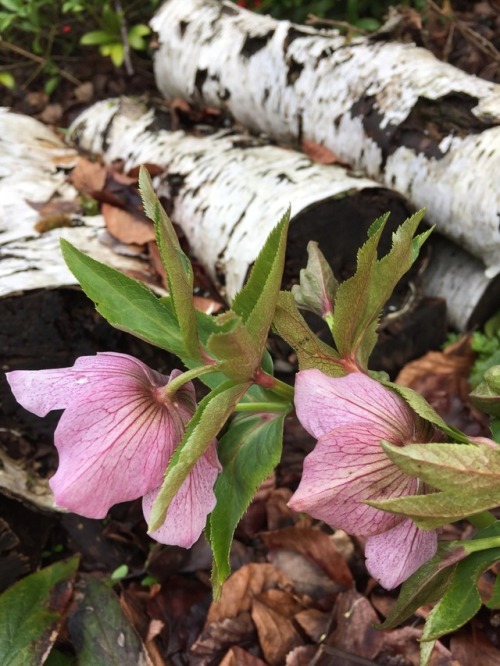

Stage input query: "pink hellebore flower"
[
  {"left": 6, "top": 352, "right": 220, "bottom": 548},
  {"left": 289, "top": 369, "right": 438, "bottom": 589}
]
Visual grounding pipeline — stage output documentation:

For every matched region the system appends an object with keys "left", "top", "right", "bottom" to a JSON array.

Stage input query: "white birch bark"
[
  {"left": 70, "top": 98, "right": 498, "bottom": 330},
  {"left": 69, "top": 97, "right": 404, "bottom": 301},
  {"left": 0, "top": 108, "right": 152, "bottom": 297},
  {"left": 151, "top": 0, "right": 500, "bottom": 274}
]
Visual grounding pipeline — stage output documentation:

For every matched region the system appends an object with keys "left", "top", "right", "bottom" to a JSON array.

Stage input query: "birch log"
[
  {"left": 69, "top": 97, "right": 414, "bottom": 301},
  {"left": 151, "top": 0, "right": 500, "bottom": 275}
]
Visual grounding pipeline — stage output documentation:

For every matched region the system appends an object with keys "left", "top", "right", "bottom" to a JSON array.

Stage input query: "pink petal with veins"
[
  {"left": 294, "top": 369, "right": 416, "bottom": 442},
  {"left": 365, "top": 519, "right": 438, "bottom": 589},
  {"left": 7, "top": 353, "right": 196, "bottom": 517},
  {"left": 288, "top": 424, "right": 418, "bottom": 535},
  {"left": 143, "top": 442, "right": 221, "bottom": 548}
]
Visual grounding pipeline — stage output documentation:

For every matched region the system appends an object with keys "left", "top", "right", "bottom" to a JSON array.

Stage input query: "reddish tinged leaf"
[
  {"left": 294, "top": 609, "right": 331, "bottom": 642},
  {"left": 102, "top": 203, "right": 155, "bottom": 245},
  {"left": 190, "top": 612, "right": 256, "bottom": 662},
  {"left": 261, "top": 527, "right": 353, "bottom": 588}
]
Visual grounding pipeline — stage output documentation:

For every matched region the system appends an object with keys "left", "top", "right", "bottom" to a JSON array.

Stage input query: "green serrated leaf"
[
  {"left": 69, "top": 575, "right": 148, "bottom": 665},
  {"left": 486, "top": 572, "right": 500, "bottom": 609},
  {"left": 419, "top": 640, "right": 436, "bottom": 666},
  {"left": 0, "top": 557, "right": 79, "bottom": 666},
  {"left": 207, "top": 312, "right": 257, "bottom": 382},
  {"left": 231, "top": 208, "right": 290, "bottom": 355},
  {"left": 148, "top": 381, "right": 250, "bottom": 532},
  {"left": 381, "top": 441, "right": 500, "bottom": 495},
  {"left": 377, "top": 543, "right": 467, "bottom": 630},
  {"left": 210, "top": 411, "right": 285, "bottom": 596},
  {"left": 331, "top": 210, "right": 430, "bottom": 368},
  {"left": 61, "top": 239, "right": 187, "bottom": 358},
  {"left": 139, "top": 167, "right": 201, "bottom": 361},
  {"left": 384, "top": 381, "right": 470, "bottom": 444},
  {"left": 422, "top": 545, "right": 500, "bottom": 641},
  {"left": 273, "top": 291, "right": 344, "bottom": 377},
  {"left": 368, "top": 490, "right": 500, "bottom": 530}
]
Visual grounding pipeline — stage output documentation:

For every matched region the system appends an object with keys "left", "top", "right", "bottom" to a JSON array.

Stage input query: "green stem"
[
  {"left": 233, "top": 401, "right": 289, "bottom": 413},
  {"left": 463, "top": 536, "right": 500, "bottom": 554},
  {"left": 164, "top": 365, "right": 216, "bottom": 397},
  {"left": 468, "top": 511, "right": 497, "bottom": 530}
]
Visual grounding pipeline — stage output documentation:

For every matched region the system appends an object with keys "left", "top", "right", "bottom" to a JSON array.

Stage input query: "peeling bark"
[
  {"left": 151, "top": 0, "right": 500, "bottom": 273},
  {"left": 68, "top": 98, "right": 414, "bottom": 301}
]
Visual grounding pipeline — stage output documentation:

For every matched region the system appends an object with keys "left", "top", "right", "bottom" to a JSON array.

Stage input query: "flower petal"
[
  {"left": 365, "top": 519, "right": 438, "bottom": 589},
  {"left": 143, "top": 443, "right": 221, "bottom": 548},
  {"left": 288, "top": 425, "right": 418, "bottom": 535},
  {"left": 8, "top": 352, "right": 196, "bottom": 518},
  {"left": 294, "top": 369, "right": 415, "bottom": 442}
]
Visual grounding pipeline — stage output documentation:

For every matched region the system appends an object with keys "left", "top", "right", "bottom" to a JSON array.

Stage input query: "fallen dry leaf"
[
  {"left": 396, "top": 336, "right": 490, "bottom": 436},
  {"left": 294, "top": 608, "right": 331, "bottom": 642},
  {"left": 266, "top": 549, "right": 340, "bottom": 600},
  {"left": 285, "top": 645, "right": 319, "bottom": 665},
  {"left": 451, "top": 631, "right": 500, "bottom": 665},
  {"left": 261, "top": 526, "right": 354, "bottom": 589},
  {"left": 70, "top": 156, "right": 107, "bottom": 195},
  {"left": 301, "top": 139, "right": 351, "bottom": 166},
  {"left": 190, "top": 612, "right": 256, "bottom": 662},
  {"left": 251, "top": 597, "right": 304, "bottom": 665},
  {"left": 102, "top": 203, "right": 155, "bottom": 245},
  {"left": 220, "top": 645, "right": 267, "bottom": 666},
  {"left": 206, "top": 563, "right": 294, "bottom": 624}
]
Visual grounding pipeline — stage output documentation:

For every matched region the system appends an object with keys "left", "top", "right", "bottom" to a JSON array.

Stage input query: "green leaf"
[
  {"left": 485, "top": 571, "right": 500, "bottom": 609},
  {"left": 207, "top": 311, "right": 258, "bottom": 382},
  {"left": 422, "top": 544, "right": 500, "bottom": 640},
  {"left": 68, "top": 575, "right": 148, "bottom": 665},
  {"left": 209, "top": 411, "right": 285, "bottom": 596},
  {"left": 381, "top": 441, "right": 500, "bottom": 495},
  {"left": 231, "top": 208, "right": 290, "bottom": 356},
  {"left": 0, "top": 71, "right": 15, "bottom": 89},
  {"left": 331, "top": 210, "right": 430, "bottom": 368},
  {"left": 377, "top": 542, "right": 467, "bottom": 630},
  {"left": 419, "top": 640, "right": 436, "bottom": 666},
  {"left": 291, "top": 240, "right": 338, "bottom": 320},
  {"left": 139, "top": 167, "right": 201, "bottom": 361},
  {"left": 272, "top": 291, "right": 344, "bottom": 377},
  {"left": 384, "top": 381, "right": 470, "bottom": 444},
  {"left": 368, "top": 490, "right": 500, "bottom": 530},
  {"left": 80, "top": 30, "right": 116, "bottom": 46},
  {"left": 0, "top": 557, "right": 79, "bottom": 666},
  {"left": 148, "top": 381, "right": 250, "bottom": 532},
  {"left": 61, "top": 239, "right": 187, "bottom": 358}
]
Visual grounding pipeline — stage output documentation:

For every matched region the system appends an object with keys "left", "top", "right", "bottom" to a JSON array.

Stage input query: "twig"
[
  {"left": 0, "top": 39, "right": 82, "bottom": 86},
  {"left": 114, "top": 0, "right": 134, "bottom": 76},
  {"left": 306, "top": 13, "right": 367, "bottom": 37}
]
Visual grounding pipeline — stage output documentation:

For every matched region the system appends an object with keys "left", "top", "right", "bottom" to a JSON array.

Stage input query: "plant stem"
[
  {"left": 463, "top": 536, "right": 500, "bottom": 554},
  {"left": 233, "top": 401, "right": 289, "bottom": 413},
  {"left": 164, "top": 365, "right": 216, "bottom": 397},
  {"left": 0, "top": 39, "right": 82, "bottom": 85}
]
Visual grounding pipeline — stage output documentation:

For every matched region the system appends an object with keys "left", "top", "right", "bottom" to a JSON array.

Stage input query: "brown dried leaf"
[
  {"left": 190, "top": 611, "right": 256, "bottom": 661},
  {"left": 285, "top": 645, "right": 319, "bottom": 665},
  {"left": 301, "top": 139, "right": 350, "bottom": 166},
  {"left": 220, "top": 645, "right": 267, "bottom": 666},
  {"left": 267, "top": 549, "right": 340, "bottom": 600},
  {"left": 206, "top": 563, "right": 293, "bottom": 624},
  {"left": 251, "top": 598, "right": 303, "bottom": 666},
  {"left": 451, "top": 631, "right": 500, "bottom": 665},
  {"left": 396, "top": 336, "right": 489, "bottom": 436},
  {"left": 294, "top": 608, "right": 331, "bottom": 642},
  {"left": 261, "top": 526, "right": 353, "bottom": 589},
  {"left": 324, "top": 589, "right": 384, "bottom": 664},
  {"left": 34, "top": 214, "right": 74, "bottom": 233},
  {"left": 27, "top": 198, "right": 81, "bottom": 216},
  {"left": 70, "top": 156, "right": 107, "bottom": 195},
  {"left": 102, "top": 203, "right": 155, "bottom": 245}
]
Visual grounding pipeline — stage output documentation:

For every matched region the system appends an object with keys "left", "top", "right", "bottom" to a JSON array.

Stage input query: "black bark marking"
[
  {"left": 351, "top": 92, "right": 496, "bottom": 168},
  {"left": 240, "top": 30, "right": 274, "bottom": 58},
  {"left": 166, "top": 173, "right": 186, "bottom": 198},
  {"left": 179, "top": 20, "right": 189, "bottom": 37},
  {"left": 286, "top": 56, "right": 304, "bottom": 85},
  {"left": 221, "top": 4, "right": 239, "bottom": 16},
  {"left": 194, "top": 68, "right": 208, "bottom": 95},
  {"left": 262, "top": 87, "right": 270, "bottom": 104},
  {"left": 283, "top": 26, "right": 310, "bottom": 53}
]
